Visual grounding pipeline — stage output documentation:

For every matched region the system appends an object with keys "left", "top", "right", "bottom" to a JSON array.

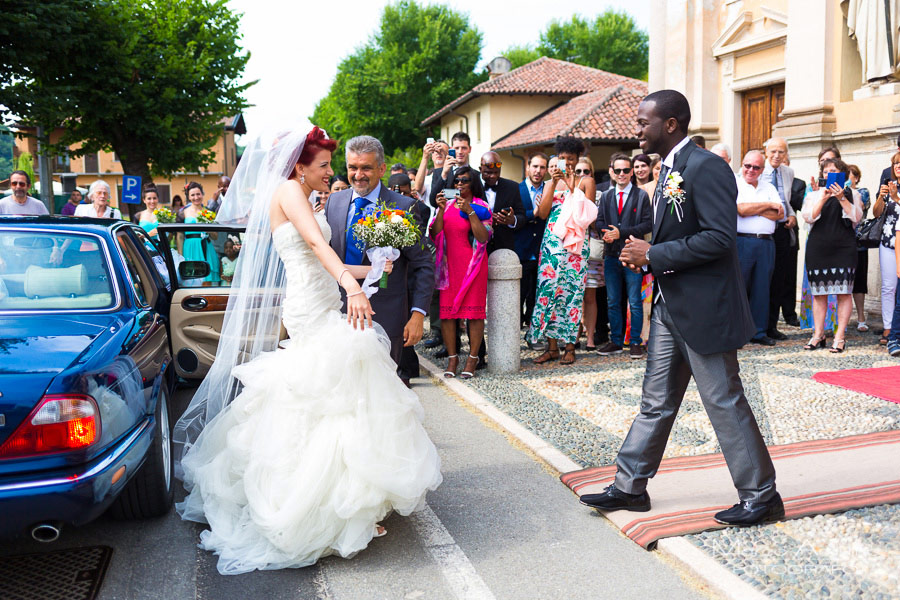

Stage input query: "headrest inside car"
[{"left": 24, "top": 264, "right": 88, "bottom": 297}]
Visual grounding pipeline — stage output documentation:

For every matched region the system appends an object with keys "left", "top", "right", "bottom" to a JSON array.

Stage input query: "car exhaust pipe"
[{"left": 30, "top": 522, "right": 62, "bottom": 543}]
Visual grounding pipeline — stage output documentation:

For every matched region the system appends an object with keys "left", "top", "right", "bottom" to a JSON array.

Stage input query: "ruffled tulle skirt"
[{"left": 176, "top": 311, "right": 443, "bottom": 575}]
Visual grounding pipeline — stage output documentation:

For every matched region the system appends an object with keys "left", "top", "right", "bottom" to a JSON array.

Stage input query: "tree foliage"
[
  {"left": 0, "top": 0, "right": 252, "bottom": 183},
  {"left": 312, "top": 1, "right": 485, "bottom": 172},
  {"left": 501, "top": 10, "right": 648, "bottom": 80}
]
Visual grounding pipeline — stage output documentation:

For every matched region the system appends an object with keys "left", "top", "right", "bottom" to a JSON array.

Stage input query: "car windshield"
[{"left": 0, "top": 231, "right": 115, "bottom": 311}]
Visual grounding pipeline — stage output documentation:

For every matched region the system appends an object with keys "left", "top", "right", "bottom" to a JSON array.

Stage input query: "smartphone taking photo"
[
  {"left": 448, "top": 149, "right": 456, "bottom": 158},
  {"left": 444, "top": 189, "right": 458, "bottom": 199}
]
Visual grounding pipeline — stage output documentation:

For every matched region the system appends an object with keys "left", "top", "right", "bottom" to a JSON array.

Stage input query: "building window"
[
  {"left": 53, "top": 151, "right": 71, "bottom": 173},
  {"left": 84, "top": 152, "right": 99, "bottom": 172},
  {"left": 154, "top": 183, "right": 171, "bottom": 204},
  {"left": 476, "top": 112, "right": 481, "bottom": 142}
]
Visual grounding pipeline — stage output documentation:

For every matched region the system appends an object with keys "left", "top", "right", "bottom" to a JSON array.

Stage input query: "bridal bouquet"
[
  {"left": 352, "top": 203, "right": 422, "bottom": 295},
  {"left": 197, "top": 209, "right": 217, "bottom": 223},
  {"left": 153, "top": 206, "right": 176, "bottom": 223}
]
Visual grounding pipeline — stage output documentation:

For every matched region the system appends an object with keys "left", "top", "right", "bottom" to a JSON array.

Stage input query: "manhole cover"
[{"left": 0, "top": 545, "right": 113, "bottom": 600}]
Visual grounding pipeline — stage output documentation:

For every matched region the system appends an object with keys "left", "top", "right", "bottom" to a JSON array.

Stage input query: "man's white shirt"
[{"left": 736, "top": 178, "right": 781, "bottom": 235}]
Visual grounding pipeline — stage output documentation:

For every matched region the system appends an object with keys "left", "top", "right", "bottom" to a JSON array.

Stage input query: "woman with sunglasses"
[
  {"left": 431, "top": 165, "right": 493, "bottom": 379},
  {"left": 800, "top": 158, "right": 863, "bottom": 352},
  {"left": 527, "top": 137, "right": 597, "bottom": 366}
]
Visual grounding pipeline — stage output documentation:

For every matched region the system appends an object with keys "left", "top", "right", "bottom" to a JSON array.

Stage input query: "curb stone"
[{"left": 417, "top": 352, "right": 768, "bottom": 600}]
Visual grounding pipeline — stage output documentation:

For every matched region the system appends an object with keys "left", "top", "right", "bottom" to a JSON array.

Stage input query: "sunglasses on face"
[
  {"left": 612, "top": 168, "right": 632, "bottom": 174},
  {"left": 743, "top": 164, "right": 763, "bottom": 171},
  {"left": 481, "top": 162, "right": 502, "bottom": 169},
  {"left": 456, "top": 178, "right": 472, "bottom": 184},
  {"left": 575, "top": 168, "right": 591, "bottom": 175},
  {"left": 10, "top": 181, "right": 28, "bottom": 187}
]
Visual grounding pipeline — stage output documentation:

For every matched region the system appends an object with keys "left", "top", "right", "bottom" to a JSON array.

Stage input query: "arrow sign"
[{"left": 122, "top": 175, "right": 142, "bottom": 204}]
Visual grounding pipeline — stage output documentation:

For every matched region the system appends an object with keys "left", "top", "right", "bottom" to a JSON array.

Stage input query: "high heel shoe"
[
  {"left": 829, "top": 339, "right": 846, "bottom": 353},
  {"left": 803, "top": 336, "right": 826, "bottom": 350},
  {"left": 460, "top": 355, "right": 479, "bottom": 379},
  {"left": 443, "top": 355, "right": 458, "bottom": 378}
]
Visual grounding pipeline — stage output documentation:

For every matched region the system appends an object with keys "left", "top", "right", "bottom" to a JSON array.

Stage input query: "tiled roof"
[
  {"left": 491, "top": 85, "right": 645, "bottom": 151},
  {"left": 421, "top": 57, "right": 647, "bottom": 126}
]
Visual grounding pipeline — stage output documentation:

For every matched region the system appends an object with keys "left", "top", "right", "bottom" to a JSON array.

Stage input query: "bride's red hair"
[{"left": 294, "top": 127, "right": 337, "bottom": 171}]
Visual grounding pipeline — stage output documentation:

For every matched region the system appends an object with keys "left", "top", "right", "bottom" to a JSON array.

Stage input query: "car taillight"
[{"left": 0, "top": 395, "right": 100, "bottom": 459}]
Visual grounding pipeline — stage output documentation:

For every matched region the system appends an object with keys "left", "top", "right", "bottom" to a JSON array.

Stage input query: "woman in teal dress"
[
  {"left": 527, "top": 137, "right": 597, "bottom": 366},
  {"left": 135, "top": 184, "right": 161, "bottom": 239},
  {"left": 176, "top": 181, "right": 221, "bottom": 286}
]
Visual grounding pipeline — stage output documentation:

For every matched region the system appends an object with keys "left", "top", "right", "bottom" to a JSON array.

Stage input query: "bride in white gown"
[{"left": 173, "top": 126, "right": 442, "bottom": 575}]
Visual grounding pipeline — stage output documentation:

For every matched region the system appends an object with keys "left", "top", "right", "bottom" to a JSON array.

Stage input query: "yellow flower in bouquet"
[
  {"left": 153, "top": 206, "right": 176, "bottom": 223},
  {"left": 197, "top": 209, "right": 217, "bottom": 223}
]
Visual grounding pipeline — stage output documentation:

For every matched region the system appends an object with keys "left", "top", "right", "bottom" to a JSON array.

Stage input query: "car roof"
[{"left": 0, "top": 215, "right": 126, "bottom": 232}]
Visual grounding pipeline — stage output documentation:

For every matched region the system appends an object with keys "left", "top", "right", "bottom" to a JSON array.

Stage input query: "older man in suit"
[
  {"left": 580, "top": 90, "right": 781, "bottom": 527},
  {"left": 480, "top": 151, "right": 526, "bottom": 252},
  {"left": 762, "top": 137, "right": 799, "bottom": 338},
  {"left": 325, "top": 136, "right": 434, "bottom": 384}
]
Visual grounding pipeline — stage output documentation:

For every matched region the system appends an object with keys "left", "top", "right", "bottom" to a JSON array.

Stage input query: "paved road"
[{"left": 1, "top": 378, "right": 710, "bottom": 600}]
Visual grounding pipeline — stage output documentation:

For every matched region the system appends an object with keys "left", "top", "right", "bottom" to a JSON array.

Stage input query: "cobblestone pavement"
[{"left": 418, "top": 322, "right": 900, "bottom": 599}]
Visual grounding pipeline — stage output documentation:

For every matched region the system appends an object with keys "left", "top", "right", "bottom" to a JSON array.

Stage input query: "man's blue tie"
[{"left": 345, "top": 196, "right": 368, "bottom": 264}]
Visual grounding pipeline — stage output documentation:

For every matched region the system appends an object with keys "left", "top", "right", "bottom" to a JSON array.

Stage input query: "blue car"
[{"left": 0, "top": 216, "right": 242, "bottom": 541}]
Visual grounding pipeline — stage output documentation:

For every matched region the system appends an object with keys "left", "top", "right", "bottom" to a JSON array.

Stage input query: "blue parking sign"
[{"left": 122, "top": 175, "right": 142, "bottom": 204}]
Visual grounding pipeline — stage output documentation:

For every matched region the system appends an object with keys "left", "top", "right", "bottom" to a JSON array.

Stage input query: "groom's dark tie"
[{"left": 345, "top": 196, "right": 368, "bottom": 264}]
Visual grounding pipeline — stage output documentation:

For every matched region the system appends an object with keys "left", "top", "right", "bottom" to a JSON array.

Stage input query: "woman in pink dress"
[{"left": 431, "top": 166, "right": 493, "bottom": 379}]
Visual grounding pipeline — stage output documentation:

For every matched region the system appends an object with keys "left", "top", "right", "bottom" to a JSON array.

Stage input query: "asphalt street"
[{"left": 0, "top": 377, "right": 711, "bottom": 600}]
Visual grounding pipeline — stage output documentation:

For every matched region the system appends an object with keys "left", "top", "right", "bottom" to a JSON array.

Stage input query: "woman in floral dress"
[{"left": 527, "top": 137, "right": 597, "bottom": 365}]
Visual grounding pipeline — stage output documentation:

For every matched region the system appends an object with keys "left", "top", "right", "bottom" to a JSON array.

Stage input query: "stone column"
[{"left": 487, "top": 249, "right": 522, "bottom": 374}]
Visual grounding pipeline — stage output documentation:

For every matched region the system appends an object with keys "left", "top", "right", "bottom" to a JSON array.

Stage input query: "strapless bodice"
[{"left": 271, "top": 217, "right": 342, "bottom": 337}]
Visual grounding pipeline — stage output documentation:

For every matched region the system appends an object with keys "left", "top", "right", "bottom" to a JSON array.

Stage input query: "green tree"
[
  {"left": 313, "top": 1, "right": 485, "bottom": 171},
  {"left": 0, "top": 128, "right": 14, "bottom": 181},
  {"left": 0, "top": 0, "right": 253, "bottom": 184},
  {"left": 15, "top": 152, "right": 37, "bottom": 196},
  {"left": 500, "top": 10, "right": 648, "bottom": 80}
]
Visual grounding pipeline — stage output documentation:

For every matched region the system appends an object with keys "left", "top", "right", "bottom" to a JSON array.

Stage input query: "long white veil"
[{"left": 173, "top": 123, "right": 312, "bottom": 479}]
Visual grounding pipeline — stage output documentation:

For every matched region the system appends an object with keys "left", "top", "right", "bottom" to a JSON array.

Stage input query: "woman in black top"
[{"left": 801, "top": 158, "right": 863, "bottom": 352}]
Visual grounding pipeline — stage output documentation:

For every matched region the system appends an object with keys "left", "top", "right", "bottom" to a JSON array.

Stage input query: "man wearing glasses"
[
  {"left": 596, "top": 153, "right": 652, "bottom": 358},
  {"left": 0, "top": 171, "right": 49, "bottom": 215},
  {"left": 736, "top": 150, "right": 784, "bottom": 346}
]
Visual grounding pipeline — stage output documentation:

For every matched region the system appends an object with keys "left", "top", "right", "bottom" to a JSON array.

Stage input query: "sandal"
[
  {"left": 560, "top": 344, "right": 576, "bottom": 365},
  {"left": 829, "top": 339, "right": 846, "bottom": 353},
  {"left": 534, "top": 349, "right": 560, "bottom": 364},
  {"left": 460, "top": 355, "right": 479, "bottom": 379},
  {"left": 803, "top": 336, "right": 826, "bottom": 350},
  {"left": 881, "top": 330, "right": 891, "bottom": 345},
  {"left": 443, "top": 355, "right": 459, "bottom": 378}
]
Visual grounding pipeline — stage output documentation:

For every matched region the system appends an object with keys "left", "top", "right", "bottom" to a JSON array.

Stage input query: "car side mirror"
[{"left": 179, "top": 261, "right": 210, "bottom": 279}]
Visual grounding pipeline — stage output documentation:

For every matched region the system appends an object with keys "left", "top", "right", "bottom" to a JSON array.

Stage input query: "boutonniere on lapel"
[{"left": 663, "top": 171, "right": 686, "bottom": 222}]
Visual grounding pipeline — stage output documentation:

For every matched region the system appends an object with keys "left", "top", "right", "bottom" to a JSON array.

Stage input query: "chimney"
[{"left": 487, "top": 56, "right": 512, "bottom": 80}]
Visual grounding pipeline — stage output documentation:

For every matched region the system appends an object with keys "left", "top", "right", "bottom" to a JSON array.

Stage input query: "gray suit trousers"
[{"left": 614, "top": 298, "right": 777, "bottom": 503}]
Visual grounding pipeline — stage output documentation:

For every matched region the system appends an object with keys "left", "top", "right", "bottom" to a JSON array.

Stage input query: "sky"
[{"left": 227, "top": 0, "right": 650, "bottom": 136}]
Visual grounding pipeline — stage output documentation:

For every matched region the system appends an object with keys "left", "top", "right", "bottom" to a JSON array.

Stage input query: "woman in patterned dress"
[
  {"left": 527, "top": 137, "right": 597, "bottom": 365},
  {"left": 801, "top": 158, "right": 863, "bottom": 352}
]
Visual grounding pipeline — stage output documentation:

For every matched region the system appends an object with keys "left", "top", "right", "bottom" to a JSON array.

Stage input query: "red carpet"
[
  {"left": 562, "top": 430, "right": 900, "bottom": 549},
  {"left": 812, "top": 365, "right": 900, "bottom": 405}
]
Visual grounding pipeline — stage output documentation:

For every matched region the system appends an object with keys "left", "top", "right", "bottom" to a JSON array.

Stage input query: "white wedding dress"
[{"left": 177, "top": 214, "right": 443, "bottom": 575}]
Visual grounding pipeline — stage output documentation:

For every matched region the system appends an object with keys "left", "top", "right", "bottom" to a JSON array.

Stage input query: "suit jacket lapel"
[
  {"left": 330, "top": 190, "right": 352, "bottom": 260},
  {"left": 652, "top": 142, "right": 695, "bottom": 240}
]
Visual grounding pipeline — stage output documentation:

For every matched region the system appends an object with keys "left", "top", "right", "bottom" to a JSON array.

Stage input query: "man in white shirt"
[
  {"left": 736, "top": 150, "right": 784, "bottom": 345},
  {"left": 0, "top": 171, "right": 49, "bottom": 215},
  {"left": 515, "top": 153, "right": 548, "bottom": 334}
]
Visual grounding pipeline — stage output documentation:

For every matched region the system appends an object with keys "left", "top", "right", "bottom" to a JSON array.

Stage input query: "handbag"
[
  {"left": 588, "top": 233, "right": 605, "bottom": 260},
  {"left": 856, "top": 211, "right": 885, "bottom": 248}
]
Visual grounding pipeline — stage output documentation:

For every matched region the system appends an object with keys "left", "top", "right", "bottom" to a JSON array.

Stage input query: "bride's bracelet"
[
  {"left": 347, "top": 290, "right": 364, "bottom": 298},
  {"left": 338, "top": 268, "right": 350, "bottom": 287}
]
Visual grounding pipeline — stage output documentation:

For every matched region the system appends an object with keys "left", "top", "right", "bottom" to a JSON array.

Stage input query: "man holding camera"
[{"left": 429, "top": 131, "right": 472, "bottom": 207}]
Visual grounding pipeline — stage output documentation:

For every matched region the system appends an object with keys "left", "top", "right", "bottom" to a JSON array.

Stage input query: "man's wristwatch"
[{"left": 644, "top": 248, "right": 651, "bottom": 264}]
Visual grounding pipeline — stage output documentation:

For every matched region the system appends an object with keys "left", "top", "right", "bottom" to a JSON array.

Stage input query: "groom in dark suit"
[
  {"left": 325, "top": 136, "right": 434, "bottom": 380},
  {"left": 580, "top": 90, "right": 782, "bottom": 526}
]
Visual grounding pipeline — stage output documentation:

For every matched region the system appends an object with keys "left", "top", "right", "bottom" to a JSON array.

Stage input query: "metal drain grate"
[{"left": 0, "top": 545, "right": 113, "bottom": 600}]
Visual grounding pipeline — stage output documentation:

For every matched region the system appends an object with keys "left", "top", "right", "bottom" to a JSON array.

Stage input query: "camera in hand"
[
  {"left": 448, "top": 149, "right": 456, "bottom": 158},
  {"left": 444, "top": 189, "right": 458, "bottom": 199}
]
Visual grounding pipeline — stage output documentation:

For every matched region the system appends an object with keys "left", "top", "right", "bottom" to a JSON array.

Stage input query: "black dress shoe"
[
  {"left": 579, "top": 484, "right": 651, "bottom": 512},
  {"left": 784, "top": 317, "right": 800, "bottom": 327},
  {"left": 767, "top": 329, "right": 788, "bottom": 341},
  {"left": 714, "top": 492, "right": 784, "bottom": 526},
  {"left": 750, "top": 335, "right": 776, "bottom": 346},
  {"left": 434, "top": 347, "right": 449, "bottom": 359},
  {"left": 423, "top": 336, "right": 443, "bottom": 349},
  {"left": 400, "top": 378, "right": 412, "bottom": 389}
]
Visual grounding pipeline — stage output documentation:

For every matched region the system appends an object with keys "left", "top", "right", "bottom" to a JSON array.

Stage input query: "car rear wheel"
[{"left": 109, "top": 380, "right": 174, "bottom": 519}]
